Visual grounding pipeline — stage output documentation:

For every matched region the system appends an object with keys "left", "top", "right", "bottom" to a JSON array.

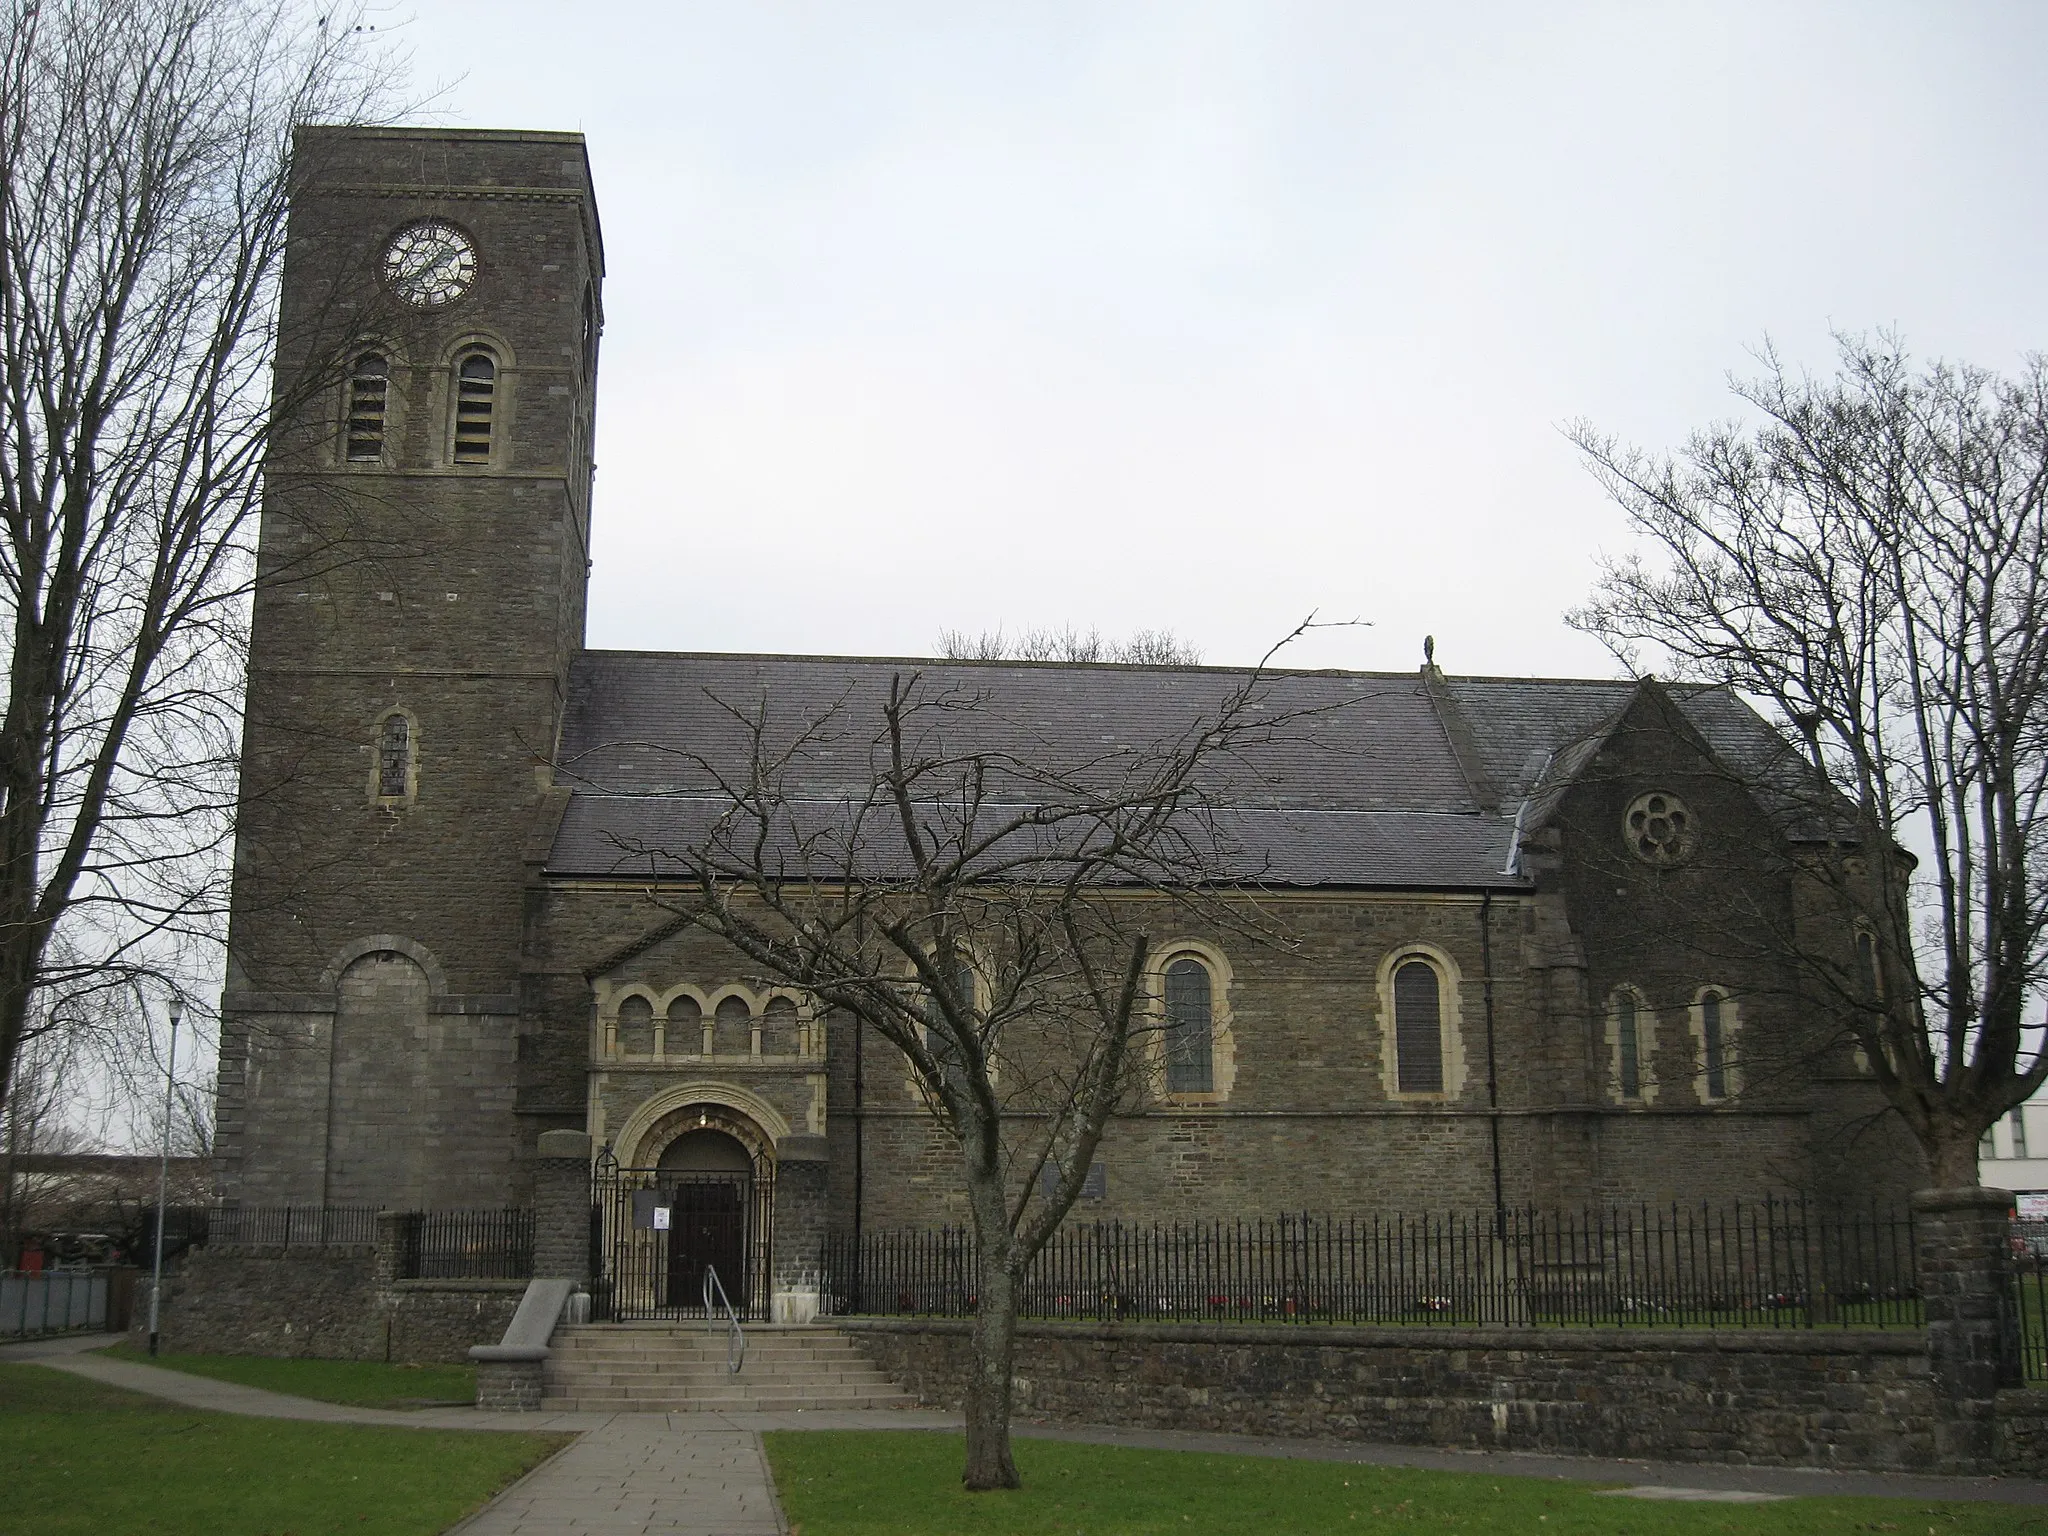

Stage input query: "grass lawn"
[
  {"left": 101, "top": 1344, "right": 474, "bottom": 1409},
  {"left": 763, "top": 1431, "right": 2048, "bottom": 1536},
  {"left": 1, "top": 1362, "right": 566, "bottom": 1536}
]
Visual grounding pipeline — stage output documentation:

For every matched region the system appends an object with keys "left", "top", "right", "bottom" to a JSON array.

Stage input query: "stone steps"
[
  {"left": 541, "top": 1389, "right": 916, "bottom": 1413},
  {"left": 541, "top": 1322, "right": 916, "bottom": 1413}
]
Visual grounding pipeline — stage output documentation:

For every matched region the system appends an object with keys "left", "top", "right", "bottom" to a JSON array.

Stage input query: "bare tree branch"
[
  {"left": 575, "top": 626, "right": 1333, "bottom": 1489},
  {"left": 0, "top": 0, "right": 402, "bottom": 1113},
  {"left": 1568, "top": 331, "right": 2048, "bottom": 1185}
]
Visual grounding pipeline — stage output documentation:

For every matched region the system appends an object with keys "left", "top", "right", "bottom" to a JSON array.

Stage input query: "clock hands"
[{"left": 385, "top": 222, "right": 475, "bottom": 306}]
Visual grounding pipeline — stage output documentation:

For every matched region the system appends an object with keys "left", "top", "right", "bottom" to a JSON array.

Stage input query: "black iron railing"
[
  {"left": 208, "top": 1205, "right": 381, "bottom": 1248},
  {"left": 396, "top": 1208, "right": 534, "bottom": 1280},
  {"left": 826, "top": 1199, "right": 1921, "bottom": 1330},
  {"left": 2012, "top": 1223, "right": 2048, "bottom": 1382}
]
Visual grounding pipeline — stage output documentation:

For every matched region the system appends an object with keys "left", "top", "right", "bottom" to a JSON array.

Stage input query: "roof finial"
[{"left": 1423, "top": 634, "right": 1435, "bottom": 666}]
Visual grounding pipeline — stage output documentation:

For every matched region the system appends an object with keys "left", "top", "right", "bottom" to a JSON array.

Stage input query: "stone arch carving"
[
  {"left": 435, "top": 327, "right": 518, "bottom": 370},
  {"left": 318, "top": 934, "right": 448, "bottom": 996},
  {"left": 655, "top": 983, "right": 713, "bottom": 1016},
  {"left": 611, "top": 1080, "right": 791, "bottom": 1170},
  {"left": 644, "top": 1103, "right": 775, "bottom": 1172}
]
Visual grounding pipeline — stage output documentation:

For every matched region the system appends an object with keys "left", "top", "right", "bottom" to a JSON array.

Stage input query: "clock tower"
[{"left": 215, "top": 129, "right": 603, "bottom": 1209}]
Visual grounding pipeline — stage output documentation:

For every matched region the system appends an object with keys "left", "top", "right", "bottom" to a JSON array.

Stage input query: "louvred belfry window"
[
  {"left": 453, "top": 352, "right": 496, "bottom": 462},
  {"left": 1393, "top": 959, "right": 1444, "bottom": 1094},
  {"left": 377, "top": 713, "right": 410, "bottom": 798},
  {"left": 346, "top": 352, "right": 389, "bottom": 461}
]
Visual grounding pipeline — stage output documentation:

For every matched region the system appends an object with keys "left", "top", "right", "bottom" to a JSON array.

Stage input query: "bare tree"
[
  {"left": 0, "top": 0, "right": 399, "bottom": 1110},
  {"left": 1568, "top": 332, "right": 2048, "bottom": 1187},
  {"left": 937, "top": 623, "right": 1205, "bottom": 667},
  {"left": 595, "top": 647, "right": 1314, "bottom": 1489}
]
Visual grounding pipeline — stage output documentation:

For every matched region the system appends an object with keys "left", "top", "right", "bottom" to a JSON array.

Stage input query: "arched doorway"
[
  {"left": 656, "top": 1127, "right": 754, "bottom": 1308},
  {"left": 591, "top": 1100, "right": 778, "bottom": 1320}
]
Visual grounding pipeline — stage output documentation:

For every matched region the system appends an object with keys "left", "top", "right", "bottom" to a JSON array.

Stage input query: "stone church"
[{"left": 215, "top": 127, "right": 1920, "bottom": 1314}]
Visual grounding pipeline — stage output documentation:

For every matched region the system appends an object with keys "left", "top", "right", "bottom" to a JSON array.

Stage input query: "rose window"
[{"left": 1624, "top": 791, "right": 1696, "bottom": 867}]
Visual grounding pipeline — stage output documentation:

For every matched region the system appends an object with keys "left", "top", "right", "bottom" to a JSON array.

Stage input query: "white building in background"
[{"left": 1982, "top": 1102, "right": 2048, "bottom": 1214}]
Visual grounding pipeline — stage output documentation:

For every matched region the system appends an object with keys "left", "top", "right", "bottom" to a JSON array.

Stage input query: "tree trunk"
[
  {"left": 1928, "top": 1128, "right": 1984, "bottom": 1190},
  {"left": 961, "top": 1196, "right": 1021, "bottom": 1490}
]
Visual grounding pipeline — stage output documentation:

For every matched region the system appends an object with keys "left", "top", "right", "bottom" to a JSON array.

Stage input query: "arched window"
[
  {"left": 1700, "top": 989, "right": 1730, "bottom": 1101},
  {"left": 667, "top": 994, "right": 704, "bottom": 1054},
  {"left": 714, "top": 995, "right": 751, "bottom": 1057},
  {"left": 377, "top": 713, "right": 410, "bottom": 799},
  {"left": 346, "top": 352, "right": 389, "bottom": 461},
  {"left": 1616, "top": 991, "right": 1642, "bottom": 1100},
  {"left": 922, "top": 959, "right": 977, "bottom": 1086},
  {"left": 1606, "top": 988, "right": 1657, "bottom": 1103},
  {"left": 763, "top": 996, "right": 799, "bottom": 1056},
  {"left": 1856, "top": 929, "right": 1882, "bottom": 1001},
  {"left": 1393, "top": 958, "right": 1444, "bottom": 1095},
  {"left": 1163, "top": 957, "right": 1214, "bottom": 1093},
  {"left": 616, "top": 994, "right": 654, "bottom": 1055},
  {"left": 452, "top": 350, "right": 496, "bottom": 463}
]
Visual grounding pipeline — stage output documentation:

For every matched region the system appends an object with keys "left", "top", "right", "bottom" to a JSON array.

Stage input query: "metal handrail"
[{"left": 702, "top": 1264, "right": 745, "bottom": 1374}]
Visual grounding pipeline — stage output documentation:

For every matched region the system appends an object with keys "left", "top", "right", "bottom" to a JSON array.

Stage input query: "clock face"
[{"left": 382, "top": 220, "right": 477, "bottom": 308}]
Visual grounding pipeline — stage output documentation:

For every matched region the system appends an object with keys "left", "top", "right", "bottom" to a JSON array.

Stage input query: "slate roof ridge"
[
  {"left": 556, "top": 789, "right": 1497, "bottom": 820},
  {"left": 572, "top": 646, "right": 1655, "bottom": 690}
]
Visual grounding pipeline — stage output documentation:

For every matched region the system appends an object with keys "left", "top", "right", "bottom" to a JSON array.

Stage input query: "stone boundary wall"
[
  {"left": 840, "top": 1318, "right": 1941, "bottom": 1471},
  {"left": 1994, "top": 1388, "right": 2048, "bottom": 1477},
  {"left": 136, "top": 1245, "right": 521, "bottom": 1363}
]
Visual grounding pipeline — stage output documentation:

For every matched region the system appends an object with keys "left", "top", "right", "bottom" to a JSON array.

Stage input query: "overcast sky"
[{"left": 395, "top": 1, "right": 2048, "bottom": 678}]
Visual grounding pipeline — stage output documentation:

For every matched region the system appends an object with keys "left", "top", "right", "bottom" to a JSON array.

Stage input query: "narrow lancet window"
[
  {"left": 346, "top": 352, "right": 389, "bottom": 461},
  {"left": 1617, "top": 992, "right": 1641, "bottom": 1100},
  {"left": 1701, "top": 990, "right": 1729, "bottom": 1100},
  {"left": 1164, "top": 958, "right": 1214, "bottom": 1093},
  {"left": 1394, "top": 959, "right": 1444, "bottom": 1094},
  {"left": 377, "top": 713, "right": 410, "bottom": 798},
  {"left": 453, "top": 351, "right": 496, "bottom": 462}
]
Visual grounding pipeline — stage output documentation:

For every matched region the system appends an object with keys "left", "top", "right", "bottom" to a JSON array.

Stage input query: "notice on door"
[{"left": 631, "top": 1188, "right": 674, "bottom": 1230}]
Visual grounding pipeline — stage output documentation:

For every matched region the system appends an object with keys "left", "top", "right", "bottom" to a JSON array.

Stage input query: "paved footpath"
[{"left": 9, "top": 1331, "right": 2048, "bottom": 1533}]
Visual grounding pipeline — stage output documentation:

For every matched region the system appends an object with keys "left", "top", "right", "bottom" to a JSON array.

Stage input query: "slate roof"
[{"left": 544, "top": 650, "right": 1819, "bottom": 889}]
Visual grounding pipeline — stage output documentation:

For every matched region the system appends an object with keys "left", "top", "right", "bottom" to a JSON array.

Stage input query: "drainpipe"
[
  {"left": 1480, "top": 892, "right": 1505, "bottom": 1235},
  {"left": 852, "top": 1011, "right": 865, "bottom": 1253}
]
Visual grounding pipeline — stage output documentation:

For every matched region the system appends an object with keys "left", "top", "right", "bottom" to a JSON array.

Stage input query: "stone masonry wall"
[
  {"left": 842, "top": 1318, "right": 1941, "bottom": 1472},
  {"left": 557, "top": 882, "right": 1875, "bottom": 1237},
  {"left": 139, "top": 1245, "right": 520, "bottom": 1363},
  {"left": 140, "top": 1245, "right": 381, "bottom": 1359},
  {"left": 1994, "top": 1388, "right": 2048, "bottom": 1478}
]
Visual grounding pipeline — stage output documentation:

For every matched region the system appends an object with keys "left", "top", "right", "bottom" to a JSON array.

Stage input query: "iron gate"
[{"left": 589, "top": 1147, "right": 775, "bottom": 1320}]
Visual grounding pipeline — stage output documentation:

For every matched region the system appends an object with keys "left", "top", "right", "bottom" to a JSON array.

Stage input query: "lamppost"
[{"left": 147, "top": 995, "right": 183, "bottom": 1357}]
